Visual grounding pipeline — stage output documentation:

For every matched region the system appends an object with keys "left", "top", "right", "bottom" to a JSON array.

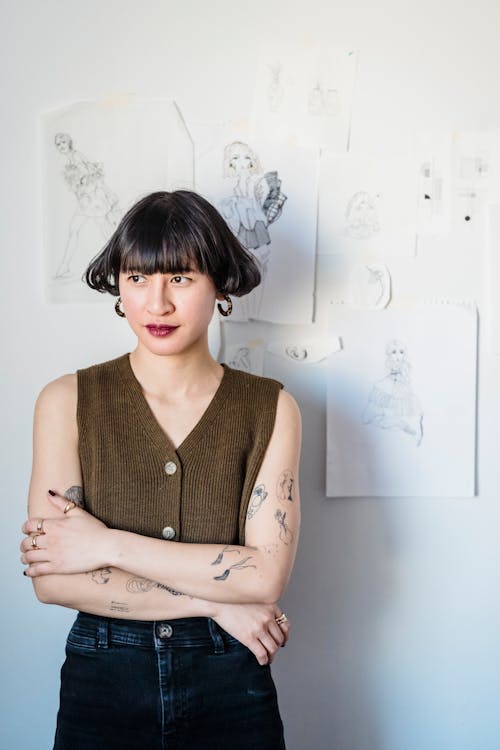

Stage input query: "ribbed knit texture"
[{"left": 77, "top": 355, "right": 283, "bottom": 545}]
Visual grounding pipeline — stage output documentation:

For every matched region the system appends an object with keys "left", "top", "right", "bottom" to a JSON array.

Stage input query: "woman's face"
[
  {"left": 118, "top": 268, "right": 220, "bottom": 358},
  {"left": 229, "top": 145, "right": 254, "bottom": 174}
]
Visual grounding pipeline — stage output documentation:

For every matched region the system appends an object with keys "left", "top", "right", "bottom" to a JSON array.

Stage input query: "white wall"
[{"left": 3, "top": 1, "right": 500, "bottom": 748}]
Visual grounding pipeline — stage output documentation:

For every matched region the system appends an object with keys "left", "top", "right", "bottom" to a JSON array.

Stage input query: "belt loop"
[
  {"left": 97, "top": 617, "right": 109, "bottom": 649},
  {"left": 207, "top": 618, "right": 225, "bottom": 655}
]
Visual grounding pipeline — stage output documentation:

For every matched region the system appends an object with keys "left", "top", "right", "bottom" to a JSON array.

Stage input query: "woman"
[{"left": 21, "top": 190, "right": 301, "bottom": 749}]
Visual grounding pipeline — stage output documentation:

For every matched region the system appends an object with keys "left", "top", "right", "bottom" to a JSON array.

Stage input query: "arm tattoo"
[
  {"left": 246, "top": 484, "right": 268, "bottom": 520},
  {"left": 274, "top": 509, "right": 294, "bottom": 545},
  {"left": 109, "top": 601, "right": 130, "bottom": 613},
  {"left": 126, "top": 576, "right": 185, "bottom": 597},
  {"left": 64, "top": 485, "right": 86, "bottom": 508},
  {"left": 211, "top": 545, "right": 256, "bottom": 581},
  {"left": 87, "top": 567, "right": 112, "bottom": 584},
  {"left": 277, "top": 470, "right": 295, "bottom": 503}
]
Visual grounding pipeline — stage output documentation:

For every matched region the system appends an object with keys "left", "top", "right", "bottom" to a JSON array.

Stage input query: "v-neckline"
[{"left": 114, "top": 354, "right": 232, "bottom": 457}]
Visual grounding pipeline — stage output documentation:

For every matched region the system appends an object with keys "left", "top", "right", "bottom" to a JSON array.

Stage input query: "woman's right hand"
[{"left": 211, "top": 602, "right": 290, "bottom": 665}]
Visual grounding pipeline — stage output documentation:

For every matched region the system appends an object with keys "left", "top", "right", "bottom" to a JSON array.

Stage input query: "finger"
[
  {"left": 20, "top": 533, "right": 47, "bottom": 553},
  {"left": 21, "top": 517, "right": 48, "bottom": 534},
  {"left": 21, "top": 549, "right": 50, "bottom": 565},
  {"left": 47, "top": 490, "right": 74, "bottom": 513},
  {"left": 279, "top": 621, "right": 291, "bottom": 646},
  {"left": 24, "top": 562, "right": 53, "bottom": 577},
  {"left": 256, "top": 631, "right": 280, "bottom": 664},
  {"left": 268, "top": 620, "right": 286, "bottom": 647},
  {"left": 249, "top": 641, "right": 270, "bottom": 666}
]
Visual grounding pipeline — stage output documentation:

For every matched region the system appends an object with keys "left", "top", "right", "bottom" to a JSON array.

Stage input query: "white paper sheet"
[
  {"left": 414, "top": 132, "right": 452, "bottom": 236},
  {"left": 224, "top": 341, "right": 265, "bottom": 376},
  {"left": 317, "top": 153, "right": 418, "bottom": 257},
  {"left": 327, "top": 304, "right": 477, "bottom": 497},
  {"left": 451, "top": 131, "right": 500, "bottom": 229},
  {"left": 267, "top": 336, "right": 341, "bottom": 364},
  {"left": 252, "top": 45, "right": 357, "bottom": 151},
  {"left": 43, "top": 98, "right": 194, "bottom": 303},
  {"left": 487, "top": 205, "right": 500, "bottom": 354},
  {"left": 347, "top": 264, "right": 391, "bottom": 309},
  {"left": 196, "top": 124, "right": 318, "bottom": 324}
]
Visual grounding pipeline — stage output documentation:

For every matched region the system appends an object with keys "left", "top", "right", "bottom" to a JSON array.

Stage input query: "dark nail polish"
[
  {"left": 48, "top": 490, "right": 56, "bottom": 496},
  {"left": 23, "top": 571, "right": 27, "bottom": 576}
]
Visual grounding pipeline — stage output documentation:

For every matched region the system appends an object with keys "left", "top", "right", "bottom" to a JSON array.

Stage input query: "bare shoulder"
[
  {"left": 276, "top": 389, "right": 302, "bottom": 429},
  {"left": 35, "top": 374, "right": 77, "bottom": 420}
]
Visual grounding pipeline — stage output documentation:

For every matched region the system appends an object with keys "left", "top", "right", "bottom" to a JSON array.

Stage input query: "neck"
[{"left": 129, "top": 342, "right": 222, "bottom": 399}]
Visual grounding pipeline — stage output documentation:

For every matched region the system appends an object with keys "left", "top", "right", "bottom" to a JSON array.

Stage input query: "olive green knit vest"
[{"left": 77, "top": 355, "right": 283, "bottom": 545}]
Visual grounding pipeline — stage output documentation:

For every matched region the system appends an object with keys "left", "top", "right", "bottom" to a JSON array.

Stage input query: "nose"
[{"left": 146, "top": 276, "right": 174, "bottom": 316}]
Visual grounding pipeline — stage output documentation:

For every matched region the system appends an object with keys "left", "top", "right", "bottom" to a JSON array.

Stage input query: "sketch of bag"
[{"left": 261, "top": 171, "right": 287, "bottom": 224}]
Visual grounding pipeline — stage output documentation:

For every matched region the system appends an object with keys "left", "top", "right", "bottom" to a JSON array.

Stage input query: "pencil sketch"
[
  {"left": 345, "top": 190, "right": 381, "bottom": 239},
  {"left": 53, "top": 132, "right": 121, "bottom": 279},
  {"left": 286, "top": 346, "right": 308, "bottom": 361},
  {"left": 228, "top": 346, "right": 251, "bottom": 372},
  {"left": 348, "top": 264, "right": 391, "bottom": 310},
  {"left": 363, "top": 340, "right": 424, "bottom": 446},
  {"left": 267, "top": 62, "right": 285, "bottom": 112},
  {"left": 219, "top": 141, "right": 287, "bottom": 318},
  {"left": 308, "top": 83, "right": 341, "bottom": 116}
]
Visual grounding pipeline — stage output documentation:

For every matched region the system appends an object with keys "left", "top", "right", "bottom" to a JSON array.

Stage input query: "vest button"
[
  {"left": 164, "top": 461, "right": 177, "bottom": 475},
  {"left": 162, "top": 526, "right": 176, "bottom": 540},
  {"left": 156, "top": 623, "right": 173, "bottom": 639}
]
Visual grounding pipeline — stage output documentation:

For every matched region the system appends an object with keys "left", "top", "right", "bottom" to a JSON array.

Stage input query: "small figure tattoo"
[
  {"left": 88, "top": 567, "right": 112, "bottom": 584},
  {"left": 126, "top": 576, "right": 185, "bottom": 597},
  {"left": 246, "top": 484, "right": 268, "bottom": 520},
  {"left": 277, "top": 470, "right": 294, "bottom": 503},
  {"left": 274, "top": 509, "right": 294, "bottom": 545},
  {"left": 64, "top": 485, "right": 86, "bottom": 508},
  {"left": 211, "top": 545, "right": 256, "bottom": 581}
]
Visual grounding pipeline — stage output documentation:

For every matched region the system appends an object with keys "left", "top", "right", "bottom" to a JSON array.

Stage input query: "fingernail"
[
  {"left": 48, "top": 490, "right": 56, "bottom": 496},
  {"left": 23, "top": 571, "right": 27, "bottom": 576}
]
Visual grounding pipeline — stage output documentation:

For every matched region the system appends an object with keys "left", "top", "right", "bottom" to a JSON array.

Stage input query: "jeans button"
[{"left": 156, "top": 623, "right": 173, "bottom": 639}]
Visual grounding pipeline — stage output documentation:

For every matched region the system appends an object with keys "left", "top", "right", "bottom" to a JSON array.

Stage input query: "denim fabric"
[{"left": 53, "top": 612, "right": 285, "bottom": 750}]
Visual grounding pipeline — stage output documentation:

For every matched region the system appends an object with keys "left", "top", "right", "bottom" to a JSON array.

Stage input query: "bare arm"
[
  {"left": 24, "top": 389, "right": 302, "bottom": 605},
  {"left": 26, "top": 375, "right": 213, "bottom": 621},
  {"left": 22, "top": 376, "right": 292, "bottom": 664}
]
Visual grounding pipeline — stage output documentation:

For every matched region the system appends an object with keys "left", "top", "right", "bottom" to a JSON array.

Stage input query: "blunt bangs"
[{"left": 85, "top": 190, "right": 261, "bottom": 297}]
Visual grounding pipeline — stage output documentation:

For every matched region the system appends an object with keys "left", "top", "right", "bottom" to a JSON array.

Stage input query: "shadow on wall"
[{"left": 273, "top": 363, "right": 398, "bottom": 750}]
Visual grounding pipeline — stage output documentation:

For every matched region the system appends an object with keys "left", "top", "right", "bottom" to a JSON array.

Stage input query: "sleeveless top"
[{"left": 77, "top": 354, "right": 283, "bottom": 545}]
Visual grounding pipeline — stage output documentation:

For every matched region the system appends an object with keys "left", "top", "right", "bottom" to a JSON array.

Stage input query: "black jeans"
[{"left": 54, "top": 612, "right": 285, "bottom": 750}]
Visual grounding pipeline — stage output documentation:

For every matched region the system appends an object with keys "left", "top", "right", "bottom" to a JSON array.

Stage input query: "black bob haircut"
[{"left": 85, "top": 190, "right": 261, "bottom": 296}]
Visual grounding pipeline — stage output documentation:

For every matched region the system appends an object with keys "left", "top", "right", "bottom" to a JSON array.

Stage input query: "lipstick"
[{"left": 145, "top": 325, "right": 178, "bottom": 337}]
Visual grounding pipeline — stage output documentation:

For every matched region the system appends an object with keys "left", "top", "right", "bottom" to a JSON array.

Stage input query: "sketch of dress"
[
  {"left": 53, "top": 132, "right": 121, "bottom": 279},
  {"left": 345, "top": 190, "right": 381, "bottom": 239},
  {"left": 363, "top": 340, "right": 424, "bottom": 446},
  {"left": 219, "top": 141, "right": 287, "bottom": 318}
]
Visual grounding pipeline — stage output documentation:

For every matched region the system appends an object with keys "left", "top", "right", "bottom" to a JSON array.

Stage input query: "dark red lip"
[{"left": 145, "top": 325, "right": 178, "bottom": 337}]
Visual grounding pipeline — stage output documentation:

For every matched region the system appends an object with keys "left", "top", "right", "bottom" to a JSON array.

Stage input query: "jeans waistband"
[{"left": 73, "top": 612, "right": 228, "bottom": 653}]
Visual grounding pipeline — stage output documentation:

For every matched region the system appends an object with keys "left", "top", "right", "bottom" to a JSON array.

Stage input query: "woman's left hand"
[{"left": 20, "top": 490, "right": 110, "bottom": 577}]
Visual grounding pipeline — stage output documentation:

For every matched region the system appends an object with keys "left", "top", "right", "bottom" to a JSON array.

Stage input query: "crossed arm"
[{"left": 21, "top": 375, "right": 301, "bottom": 659}]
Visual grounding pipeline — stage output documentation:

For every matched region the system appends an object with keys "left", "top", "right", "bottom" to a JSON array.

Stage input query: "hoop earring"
[
  {"left": 217, "top": 295, "right": 233, "bottom": 317},
  {"left": 114, "top": 297, "right": 126, "bottom": 318}
]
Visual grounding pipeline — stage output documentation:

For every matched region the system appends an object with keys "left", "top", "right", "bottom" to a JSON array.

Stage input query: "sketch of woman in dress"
[
  {"left": 363, "top": 340, "right": 424, "bottom": 446},
  {"left": 53, "top": 133, "right": 122, "bottom": 279},
  {"left": 219, "top": 141, "right": 287, "bottom": 317},
  {"left": 345, "top": 190, "right": 381, "bottom": 239}
]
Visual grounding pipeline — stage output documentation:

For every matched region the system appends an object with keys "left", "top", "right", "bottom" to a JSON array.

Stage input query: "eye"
[
  {"left": 171, "top": 275, "right": 190, "bottom": 284},
  {"left": 127, "top": 274, "right": 146, "bottom": 284}
]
